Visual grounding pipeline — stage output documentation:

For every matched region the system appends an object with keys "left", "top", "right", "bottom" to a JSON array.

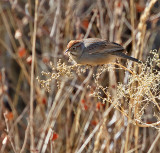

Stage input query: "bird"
[{"left": 65, "top": 38, "right": 141, "bottom": 65}]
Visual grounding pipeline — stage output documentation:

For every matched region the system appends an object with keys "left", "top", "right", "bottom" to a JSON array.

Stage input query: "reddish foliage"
[
  {"left": 82, "top": 19, "right": 89, "bottom": 29},
  {"left": 101, "top": 103, "right": 106, "bottom": 107},
  {"left": 111, "top": 85, "right": 116, "bottom": 89},
  {"left": 96, "top": 102, "right": 101, "bottom": 110},
  {"left": 146, "top": 121, "right": 155, "bottom": 124},
  {"left": 91, "top": 120, "right": 97, "bottom": 126},
  {"left": 81, "top": 99, "right": 89, "bottom": 110},
  {"left": 81, "top": 99, "right": 85, "bottom": 104},
  {"left": 42, "top": 97, "right": 47, "bottom": 105},
  {"left": 51, "top": 132, "right": 59, "bottom": 141},
  {"left": 96, "top": 102, "right": 105, "bottom": 110},
  {"left": 117, "top": 1, "right": 122, "bottom": 7},
  {"left": 5, "top": 112, "right": 13, "bottom": 121},
  {"left": 136, "top": 4, "right": 145, "bottom": 12},
  {"left": 83, "top": 104, "right": 88, "bottom": 111},
  {"left": 18, "top": 47, "right": 26, "bottom": 58}
]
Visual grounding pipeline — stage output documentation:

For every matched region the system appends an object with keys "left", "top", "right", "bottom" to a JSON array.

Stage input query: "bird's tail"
[{"left": 111, "top": 52, "right": 141, "bottom": 63}]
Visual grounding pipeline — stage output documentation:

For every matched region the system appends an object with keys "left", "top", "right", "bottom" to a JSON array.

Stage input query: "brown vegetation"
[{"left": 0, "top": 0, "right": 160, "bottom": 153}]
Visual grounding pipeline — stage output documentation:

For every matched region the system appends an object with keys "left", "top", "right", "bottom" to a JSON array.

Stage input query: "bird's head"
[{"left": 65, "top": 40, "right": 84, "bottom": 59}]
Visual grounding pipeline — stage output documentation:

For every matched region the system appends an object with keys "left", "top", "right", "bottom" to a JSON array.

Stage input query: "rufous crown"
[{"left": 67, "top": 40, "right": 81, "bottom": 49}]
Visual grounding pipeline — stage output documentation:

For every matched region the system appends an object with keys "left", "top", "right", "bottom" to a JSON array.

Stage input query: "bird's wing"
[{"left": 83, "top": 38, "right": 124, "bottom": 55}]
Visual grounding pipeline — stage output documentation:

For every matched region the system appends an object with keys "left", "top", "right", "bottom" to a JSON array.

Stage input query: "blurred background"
[{"left": 0, "top": 0, "right": 160, "bottom": 153}]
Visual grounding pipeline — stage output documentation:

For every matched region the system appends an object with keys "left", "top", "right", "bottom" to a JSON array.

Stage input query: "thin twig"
[
  {"left": 3, "top": 113, "right": 17, "bottom": 153},
  {"left": 20, "top": 121, "right": 30, "bottom": 153},
  {"left": 30, "top": 0, "right": 39, "bottom": 150},
  {"left": 77, "top": 101, "right": 116, "bottom": 153},
  {"left": 84, "top": 10, "right": 98, "bottom": 39},
  {"left": 147, "top": 131, "right": 160, "bottom": 153},
  {"left": 37, "top": 81, "right": 66, "bottom": 151}
]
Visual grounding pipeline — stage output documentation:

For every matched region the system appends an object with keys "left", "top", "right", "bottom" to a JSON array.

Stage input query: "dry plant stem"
[
  {"left": 136, "top": 0, "right": 158, "bottom": 59},
  {"left": 65, "top": 0, "right": 73, "bottom": 38},
  {"left": 0, "top": 68, "right": 5, "bottom": 120},
  {"left": 109, "top": 65, "right": 117, "bottom": 99},
  {"left": 75, "top": 111, "right": 94, "bottom": 152},
  {"left": 0, "top": 4, "right": 31, "bottom": 84},
  {"left": 130, "top": 0, "right": 136, "bottom": 51},
  {"left": 50, "top": 0, "right": 60, "bottom": 37},
  {"left": 117, "top": 13, "right": 124, "bottom": 43},
  {"left": 147, "top": 131, "right": 160, "bottom": 153},
  {"left": 3, "top": 113, "right": 17, "bottom": 153},
  {"left": 1, "top": 0, "right": 159, "bottom": 152},
  {"left": 108, "top": 1, "right": 114, "bottom": 42},
  {"left": 10, "top": 106, "right": 29, "bottom": 135},
  {"left": 71, "top": 66, "right": 93, "bottom": 103},
  {"left": 93, "top": 107, "right": 107, "bottom": 153},
  {"left": 0, "top": 21, "right": 40, "bottom": 102},
  {"left": 111, "top": 63, "right": 160, "bottom": 112},
  {"left": 8, "top": 10, "right": 25, "bottom": 48},
  {"left": 37, "top": 81, "right": 66, "bottom": 151},
  {"left": 130, "top": 0, "right": 139, "bottom": 141},
  {"left": 41, "top": 128, "right": 53, "bottom": 153},
  {"left": 70, "top": 93, "right": 85, "bottom": 148},
  {"left": 20, "top": 121, "right": 30, "bottom": 153},
  {"left": 142, "top": 124, "right": 147, "bottom": 151},
  {"left": 74, "top": 69, "right": 93, "bottom": 130},
  {"left": 1, "top": 70, "right": 21, "bottom": 151},
  {"left": 0, "top": 3, "right": 17, "bottom": 51},
  {"left": 97, "top": 0, "right": 105, "bottom": 39},
  {"left": 123, "top": 37, "right": 132, "bottom": 48},
  {"left": 28, "top": 0, "right": 33, "bottom": 34},
  {"left": 111, "top": 63, "right": 134, "bottom": 75},
  {"left": 30, "top": 0, "right": 38, "bottom": 150},
  {"left": 8, "top": 73, "right": 27, "bottom": 151},
  {"left": 95, "top": 90, "right": 134, "bottom": 124},
  {"left": 107, "top": 63, "right": 160, "bottom": 127},
  {"left": 13, "top": 70, "right": 23, "bottom": 107},
  {"left": 75, "top": 91, "right": 86, "bottom": 133},
  {"left": 0, "top": 8, "right": 31, "bottom": 85},
  {"left": 84, "top": 10, "right": 98, "bottom": 39},
  {"left": 134, "top": 124, "right": 139, "bottom": 153},
  {"left": 54, "top": 22, "right": 60, "bottom": 66},
  {"left": 127, "top": 145, "right": 142, "bottom": 153},
  {"left": 136, "top": 121, "right": 160, "bottom": 128},
  {"left": 0, "top": 69, "right": 7, "bottom": 152},
  {"left": 100, "top": 139, "right": 108, "bottom": 152},
  {"left": 125, "top": 108, "right": 131, "bottom": 153},
  {"left": 0, "top": 39, "right": 16, "bottom": 59},
  {"left": 41, "top": 84, "right": 73, "bottom": 153},
  {"left": 69, "top": 69, "right": 93, "bottom": 151},
  {"left": 77, "top": 101, "right": 116, "bottom": 153}
]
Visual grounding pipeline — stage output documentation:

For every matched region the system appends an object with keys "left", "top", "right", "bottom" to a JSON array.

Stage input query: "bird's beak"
[{"left": 65, "top": 49, "right": 69, "bottom": 54}]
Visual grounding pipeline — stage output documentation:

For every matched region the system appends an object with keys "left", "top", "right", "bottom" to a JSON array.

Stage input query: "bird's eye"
[{"left": 72, "top": 46, "right": 76, "bottom": 50}]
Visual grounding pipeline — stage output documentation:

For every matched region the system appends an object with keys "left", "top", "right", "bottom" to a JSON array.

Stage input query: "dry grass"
[{"left": 0, "top": 0, "right": 160, "bottom": 153}]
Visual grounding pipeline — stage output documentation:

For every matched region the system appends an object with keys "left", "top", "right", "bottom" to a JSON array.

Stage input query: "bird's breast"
[{"left": 78, "top": 52, "right": 116, "bottom": 65}]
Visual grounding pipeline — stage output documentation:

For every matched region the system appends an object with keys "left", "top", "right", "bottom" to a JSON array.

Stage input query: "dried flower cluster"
[{"left": 38, "top": 50, "right": 160, "bottom": 128}]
